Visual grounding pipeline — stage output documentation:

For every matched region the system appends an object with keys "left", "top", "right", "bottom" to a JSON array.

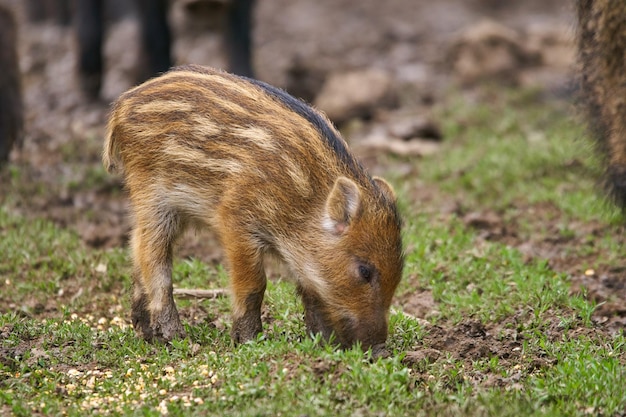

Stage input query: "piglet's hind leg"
[{"left": 130, "top": 208, "right": 186, "bottom": 342}]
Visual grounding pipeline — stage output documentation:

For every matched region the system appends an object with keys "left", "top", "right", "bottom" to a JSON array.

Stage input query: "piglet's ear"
[
  {"left": 323, "top": 176, "right": 361, "bottom": 235},
  {"left": 373, "top": 176, "right": 396, "bottom": 202}
]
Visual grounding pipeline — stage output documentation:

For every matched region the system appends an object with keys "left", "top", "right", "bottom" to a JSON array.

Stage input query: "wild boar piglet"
[{"left": 104, "top": 65, "right": 404, "bottom": 350}]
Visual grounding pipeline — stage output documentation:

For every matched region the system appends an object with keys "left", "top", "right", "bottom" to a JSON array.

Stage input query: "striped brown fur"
[{"left": 104, "top": 65, "right": 403, "bottom": 350}]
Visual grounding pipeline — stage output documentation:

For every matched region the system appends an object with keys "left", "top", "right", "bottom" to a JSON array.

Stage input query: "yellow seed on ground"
[{"left": 157, "top": 400, "right": 168, "bottom": 415}]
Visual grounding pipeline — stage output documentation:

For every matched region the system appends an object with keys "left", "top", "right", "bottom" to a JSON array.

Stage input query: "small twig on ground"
[{"left": 173, "top": 288, "right": 229, "bottom": 299}]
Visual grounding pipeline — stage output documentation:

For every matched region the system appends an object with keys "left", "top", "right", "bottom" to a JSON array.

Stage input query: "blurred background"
[{"left": 0, "top": 0, "right": 576, "bottom": 250}]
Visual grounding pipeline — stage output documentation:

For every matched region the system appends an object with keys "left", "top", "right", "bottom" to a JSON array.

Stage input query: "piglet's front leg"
[
  {"left": 223, "top": 229, "right": 267, "bottom": 344},
  {"left": 299, "top": 288, "right": 333, "bottom": 342}
]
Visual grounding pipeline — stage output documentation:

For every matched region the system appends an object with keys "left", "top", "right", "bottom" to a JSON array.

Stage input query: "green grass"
[
  {"left": 2, "top": 88, "right": 626, "bottom": 416},
  {"left": 0, "top": 208, "right": 129, "bottom": 314},
  {"left": 402, "top": 216, "right": 576, "bottom": 324},
  {"left": 412, "top": 89, "right": 622, "bottom": 223}
]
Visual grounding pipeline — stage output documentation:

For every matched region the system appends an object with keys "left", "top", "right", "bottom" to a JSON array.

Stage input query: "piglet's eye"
[{"left": 358, "top": 264, "right": 373, "bottom": 282}]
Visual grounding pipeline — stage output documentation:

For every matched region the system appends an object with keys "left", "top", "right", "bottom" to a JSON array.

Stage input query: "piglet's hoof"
[
  {"left": 152, "top": 318, "right": 187, "bottom": 343},
  {"left": 231, "top": 315, "right": 262, "bottom": 344},
  {"left": 370, "top": 343, "right": 390, "bottom": 359},
  {"left": 132, "top": 304, "right": 186, "bottom": 343}
]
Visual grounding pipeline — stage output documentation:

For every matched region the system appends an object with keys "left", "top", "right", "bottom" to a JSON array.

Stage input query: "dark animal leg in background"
[
  {"left": 224, "top": 0, "right": 255, "bottom": 78},
  {"left": 135, "top": 0, "right": 172, "bottom": 82},
  {"left": 0, "top": 5, "right": 23, "bottom": 163},
  {"left": 75, "top": 0, "right": 104, "bottom": 99}
]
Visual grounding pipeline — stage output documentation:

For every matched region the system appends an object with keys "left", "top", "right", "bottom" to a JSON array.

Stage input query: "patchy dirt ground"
[{"left": 3, "top": 0, "right": 625, "bottom": 388}]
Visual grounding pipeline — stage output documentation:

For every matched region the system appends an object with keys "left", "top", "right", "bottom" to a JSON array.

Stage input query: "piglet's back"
[{"left": 104, "top": 65, "right": 369, "bottom": 210}]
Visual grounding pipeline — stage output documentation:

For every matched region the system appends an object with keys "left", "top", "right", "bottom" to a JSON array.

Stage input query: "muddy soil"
[{"left": 2, "top": 0, "right": 624, "bottom": 385}]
